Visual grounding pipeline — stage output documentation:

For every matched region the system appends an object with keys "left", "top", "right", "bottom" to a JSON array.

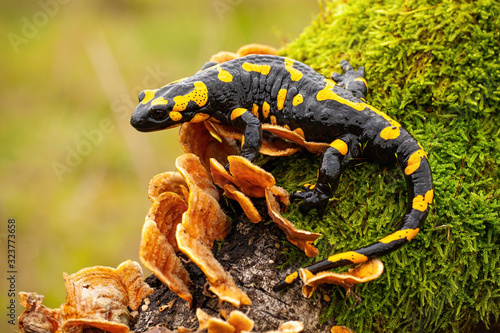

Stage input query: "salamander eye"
[{"left": 149, "top": 109, "right": 167, "bottom": 121}]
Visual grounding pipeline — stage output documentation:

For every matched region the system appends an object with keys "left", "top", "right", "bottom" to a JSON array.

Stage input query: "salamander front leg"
[
  {"left": 292, "top": 134, "right": 360, "bottom": 217},
  {"left": 230, "top": 108, "right": 262, "bottom": 162}
]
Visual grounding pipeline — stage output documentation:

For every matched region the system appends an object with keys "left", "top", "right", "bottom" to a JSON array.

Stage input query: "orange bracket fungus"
[
  {"left": 210, "top": 156, "right": 320, "bottom": 257},
  {"left": 140, "top": 193, "right": 192, "bottom": 306},
  {"left": 18, "top": 292, "right": 61, "bottom": 333},
  {"left": 298, "top": 259, "right": 384, "bottom": 298},
  {"left": 140, "top": 153, "right": 251, "bottom": 308},
  {"left": 209, "top": 43, "right": 279, "bottom": 64},
  {"left": 179, "top": 121, "right": 240, "bottom": 174},
  {"left": 60, "top": 260, "right": 153, "bottom": 333},
  {"left": 265, "top": 188, "right": 321, "bottom": 258},
  {"left": 148, "top": 171, "right": 188, "bottom": 202},
  {"left": 19, "top": 261, "right": 152, "bottom": 333}
]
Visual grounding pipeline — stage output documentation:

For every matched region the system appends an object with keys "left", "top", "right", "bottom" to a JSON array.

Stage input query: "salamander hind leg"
[
  {"left": 331, "top": 60, "right": 368, "bottom": 100},
  {"left": 292, "top": 134, "right": 361, "bottom": 217}
]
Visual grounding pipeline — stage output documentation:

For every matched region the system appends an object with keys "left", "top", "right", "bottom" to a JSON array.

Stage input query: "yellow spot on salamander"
[
  {"left": 380, "top": 126, "right": 401, "bottom": 140},
  {"left": 151, "top": 97, "right": 168, "bottom": 106},
  {"left": 292, "top": 94, "right": 304, "bottom": 106},
  {"left": 285, "top": 271, "right": 298, "bottom": 284},
  {"left": 404, "top": 149, "right": 428, "bottom": 175},
  {"left": 141, "top": 89, "right": 157, "bottom": 105},
  {"left": 330, "top": 139, "right": 348, "bottom": 155},
  {"left": 191, "top": 113, "right": 210, "bottom": 123},
  {"left": 317, "top": 79, "right": 400, "bottom": 127},
  {"left": 172, "top": 81, "right": 208, "bottom": 111},
  {"left": 270, "top": 115, "right": 277, "bottom": 125},
  {"left": 242, "top": 62, "right": 271, "bottom": 75},
  {"left": 169, "top": 111, "right": 182, "bottom": 121},
  {"left": 284, "top": 124, "right": 291, "bottom": 130},
  {"left": 412, "top": 189, "right": 434, "bottom": 212},
  {"left": 317, "top": 79, "right": 365, "bottom": 109},
  {"left": 216, "top": 65, "right": 233, "bottom": 82},
  {"left": 284, "top": 58, "right": 303, "bottom": 81},
  {"left": 379, "top": 228, "right": 420, "bottom": 244},
  {"left": 354, "top": 77, "right": 369, "bottom": 92},
  {"left": 277, "top": 88, "right": 287, "bottom": 110},
  {"left": 262, "top": 101, "right": 270, "bottom": 118},
  {"left": 230, "top": 108, "right": 248, "bottom": 121},
  {"left": 252, "top": 103, "right": 259, "bottom": 118},
  {"left": 328, "top": 251, "right": 368, "bottom": 264}
]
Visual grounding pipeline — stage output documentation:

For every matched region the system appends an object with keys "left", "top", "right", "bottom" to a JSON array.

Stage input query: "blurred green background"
[{"left": 0, "top": 0, "right": 318, "bottom": 329}]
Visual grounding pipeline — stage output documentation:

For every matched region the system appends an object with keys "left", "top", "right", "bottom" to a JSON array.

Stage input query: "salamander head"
[{"left": 130, "top": 80, "right": 209, "bottom": 132}]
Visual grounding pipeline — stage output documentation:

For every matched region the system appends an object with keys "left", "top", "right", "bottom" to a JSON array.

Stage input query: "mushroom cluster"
[{"left": 140, "top": 153, "right": 251, "bottom": 308}]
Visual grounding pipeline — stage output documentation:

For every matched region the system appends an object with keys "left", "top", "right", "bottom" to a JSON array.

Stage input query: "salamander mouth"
[
  {"left": 130, "top": 108, "right": 159, "bottom": 132},
  {"left": 130, "top": 109, "right": 180, "bottom": 132}
]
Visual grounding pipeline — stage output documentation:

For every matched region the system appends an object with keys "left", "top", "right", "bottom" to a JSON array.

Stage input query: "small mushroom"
[
  {"left": 195, "top": 309, "right": 303, "bottom": 333},
  {"left": 18, "top": 292, "right": 60, "bottom": 333},
  {"left": 299, "top": 259, "right": 385, "bottom": 298},
  {"left": 197, "top": 309, "right": 236, "bottom": 333},
  {"left": 226, "top": 310, "right": 255, "bottom": 332},
  {"left": 270, "top": 321, "right": 305, "bottom": 333}
]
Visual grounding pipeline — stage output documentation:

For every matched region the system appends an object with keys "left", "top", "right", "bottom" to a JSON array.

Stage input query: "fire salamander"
[{"left": 130, "top": 55, "right": 433, "bottom": 292}]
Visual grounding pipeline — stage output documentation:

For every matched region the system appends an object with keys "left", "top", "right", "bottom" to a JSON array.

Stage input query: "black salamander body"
[{"left": 130, "top": 55, "right": 434, "bottom": 291}]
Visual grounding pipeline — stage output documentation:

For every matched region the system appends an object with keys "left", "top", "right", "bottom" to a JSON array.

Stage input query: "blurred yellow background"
[{"left": 0, "top": 0, "right": 318, "bottom": 328}]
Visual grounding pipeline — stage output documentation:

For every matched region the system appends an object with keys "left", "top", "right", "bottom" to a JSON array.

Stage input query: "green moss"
[{"left": 270, "top": 0, "right": 500, "bottom": 332}]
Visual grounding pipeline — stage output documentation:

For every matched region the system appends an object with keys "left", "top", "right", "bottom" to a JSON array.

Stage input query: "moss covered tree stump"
[{"left": 134, "top": 0, "right": 499, "bottom": 332}]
